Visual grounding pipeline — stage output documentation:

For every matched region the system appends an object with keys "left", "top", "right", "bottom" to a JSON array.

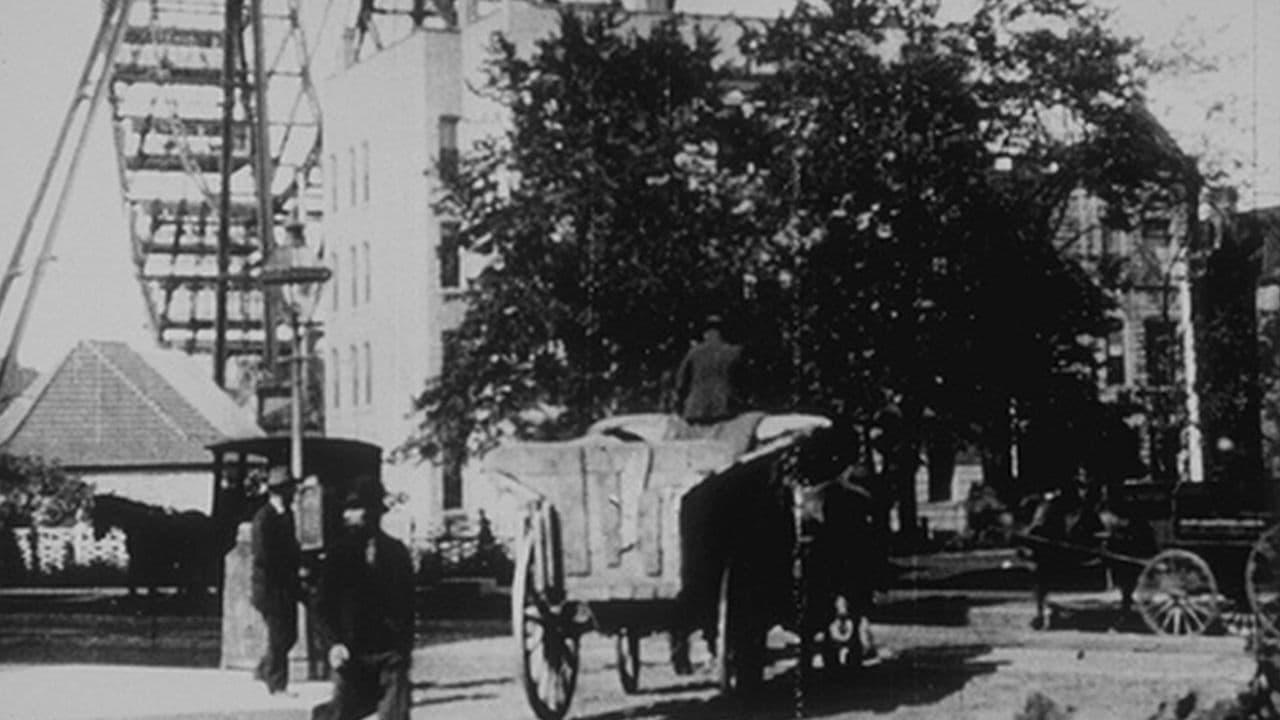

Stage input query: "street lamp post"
[{"left": 260, "top": 224, "right": 331, "bottom": 480}]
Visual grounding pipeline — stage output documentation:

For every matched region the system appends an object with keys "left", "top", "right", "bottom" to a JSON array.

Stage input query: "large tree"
[
  {"left": 404, "top": 10, "right": 776, "bottom": 462},
  {"left": 404, "top": 1, "right": 1198, "bottom": 529},
  {"left": 741, "top": 0, "right": 1197, "bottom": 523}
]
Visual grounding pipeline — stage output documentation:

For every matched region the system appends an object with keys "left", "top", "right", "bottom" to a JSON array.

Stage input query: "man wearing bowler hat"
[
  {"left": 674, "top": 313, "right": 744, "bottom": 425},
  {"left": 251, "top": 466, "right": 302, "bottom": 694},
  {"left": 314, "top": 474, "right": 414, "bottom": 720}
]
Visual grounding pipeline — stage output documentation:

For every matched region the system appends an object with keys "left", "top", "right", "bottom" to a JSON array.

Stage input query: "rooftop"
[{"left": 0, "top": 340, "right": 262, "bottom": 468}]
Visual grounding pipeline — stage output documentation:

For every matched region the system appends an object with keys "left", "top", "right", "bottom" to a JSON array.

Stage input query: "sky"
[{"left": 0, "top": 0, "right": 1276, "bottom": 374}]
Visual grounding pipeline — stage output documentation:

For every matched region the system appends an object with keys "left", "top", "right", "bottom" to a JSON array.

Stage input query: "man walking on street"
[
  {"left": 251, "top": 466, "right": 302, "bottom": 695},
  {"left": 314, "top": 474, "right": 414, "bottom": 720}
]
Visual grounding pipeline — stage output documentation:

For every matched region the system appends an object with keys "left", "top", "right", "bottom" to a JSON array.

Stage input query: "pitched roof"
[{"left": 0, "top": 340, "right": 263, "bottom": 468}]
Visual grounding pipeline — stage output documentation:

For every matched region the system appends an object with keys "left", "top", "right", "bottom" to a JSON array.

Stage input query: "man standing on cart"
[
  {"left": 673, "top": 313, "right": 745, "bottom": 426},
  {"left": 667, "top": 313, "right": 749, "bottom": 674}
]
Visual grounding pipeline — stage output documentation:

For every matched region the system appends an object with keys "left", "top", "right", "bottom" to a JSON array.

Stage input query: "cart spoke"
[
  {"left": 1185, "top": 595, "right": 1218, "bottom": 618},
  {"left": 1183, "top": 603, "right": 1207, "bottom": 634},
  {"left": 525, "top": 625, "right": 544, "bottom": 653},
  {"left": 539, "top": 662, "right": 555, "bottom": 706},
  {"left": 1143, "top": 595, "right": 1175, "bottom": 616}
]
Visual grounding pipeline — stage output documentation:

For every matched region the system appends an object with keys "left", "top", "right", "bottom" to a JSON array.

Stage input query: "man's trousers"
[
  {"left": 312, "top": 650, "right": 410, "bottom": 720},
  {"left": 255, "top": 604, "right": 298, "bottom": 693}
]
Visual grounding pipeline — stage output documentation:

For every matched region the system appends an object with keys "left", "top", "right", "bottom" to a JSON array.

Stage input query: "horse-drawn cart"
[
  {"left": 1022, "top": 479, "right": 1280, "bottom": 638},
  {"left": 484, "top": 415, "right": 873, "bottom": 720}
]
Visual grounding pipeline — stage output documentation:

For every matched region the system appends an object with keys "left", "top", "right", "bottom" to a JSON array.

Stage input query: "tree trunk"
[
  {"left": 890, "top": 400, "right": 925, "bottom": 544},
  {"left": 981, "top": 394, "right": 1014, "bottom": 501}
]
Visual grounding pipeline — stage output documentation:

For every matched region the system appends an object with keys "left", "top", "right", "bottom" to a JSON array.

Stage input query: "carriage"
[
  {"left": 1023, "top": 477, "right": 1280, "bottom": 638},
  {"left": 484, "top": 413, "right": 876, "bottom": 720}
]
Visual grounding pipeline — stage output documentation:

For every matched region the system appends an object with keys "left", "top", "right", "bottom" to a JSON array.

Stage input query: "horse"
[
  {"left": 671, "top": 422, "right": 883, "bottom": 683},
  {"left": 89, "top": 494, "right": 235, "bottom": 598},
  {"left": 791, "top": 449, "right": 884, "bottom": 675},
  {"left": 1018, "top": 487, "right": 1156, "bottom": 629}
]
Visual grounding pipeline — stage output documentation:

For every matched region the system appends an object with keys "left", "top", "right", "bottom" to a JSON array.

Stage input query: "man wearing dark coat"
[
  {"left": 251, "top": 466, "right": 302, "bottom": 694},
  {"left": 313, "top": 475, "right": 414, "bottom": 720},
  {"left": 674, "top": 314, "right": 744, "bottom": 424}
]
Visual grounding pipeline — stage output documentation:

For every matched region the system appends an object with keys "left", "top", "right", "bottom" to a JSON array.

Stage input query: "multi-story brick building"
[{"left": 1057, "top": 179, "right": 1203, "bottom": 484}]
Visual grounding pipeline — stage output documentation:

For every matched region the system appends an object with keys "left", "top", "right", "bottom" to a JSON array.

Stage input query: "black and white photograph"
[{"left": 1, "top": 0, "right": 1279, "bottom": 718}]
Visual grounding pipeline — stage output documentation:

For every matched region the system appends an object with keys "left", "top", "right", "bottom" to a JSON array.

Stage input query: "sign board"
[{"left": 296, "top": 476, "right": 324, "bottom": 551}]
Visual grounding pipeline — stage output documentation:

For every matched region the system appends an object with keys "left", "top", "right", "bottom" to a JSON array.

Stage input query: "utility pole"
[
  {"left": 215, "top": 0, "right": 245, "bottom": 388},
  {"left": 251, "top": 0, "right": 278, "bottom": 370}
]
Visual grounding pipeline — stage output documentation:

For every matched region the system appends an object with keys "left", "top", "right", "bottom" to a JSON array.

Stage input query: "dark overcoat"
[
  {"left": 675, "top": 336, "right": 743, "bottom": 423},
  {"left": 250, "top": 503, "right": 301, "bottom": 615},
  {"left": 318, "top": 531, "right": 414, "bottom": 657}
]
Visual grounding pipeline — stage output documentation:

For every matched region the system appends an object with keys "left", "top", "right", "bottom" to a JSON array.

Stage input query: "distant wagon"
[{"left": 1019, "top": 476, "right": 1280, "bottom": 639}]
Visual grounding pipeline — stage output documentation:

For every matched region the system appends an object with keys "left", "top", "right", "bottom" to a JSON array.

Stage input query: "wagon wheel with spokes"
[
  {"left": 1134, "top": 549, "right": 1221, "bottom": 636},
  {"left": 715, "top": 563, "right": 764, "bottom": 695},
  {"left": 1247, "top": 525, "right": 1280, "bottom": 639},
  {"left": 513, "top": 510, "right": 580, "bottom": 720}
]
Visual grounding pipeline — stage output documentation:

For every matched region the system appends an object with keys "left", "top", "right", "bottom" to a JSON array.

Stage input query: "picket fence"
[{"left": 8, "top": 523, "right": 128, "bottom": 575}]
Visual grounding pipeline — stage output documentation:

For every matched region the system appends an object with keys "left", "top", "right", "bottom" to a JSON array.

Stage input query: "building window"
[
  {"left": 330, "top": 348, "right": 340, "bottom": 409},
  {"left": 362, "top": 241, "right": 371, "bottom": 302},
  {"left": 1105, "top": 327, "right": 1125, "bottom": 386},
  {"left": 363, "top": 341, "right": 373, "bottom": 405},
  {"left": 438, "top": 115, "right": 459, "bottom": 183},
  {"left": 1144, "top": 317, "right": 1177, "bottom": 386},
  {"left": 349, "top": 245, "right": 358, "bottom": 306},
  {"left": 439, "top": 221, "right": 460, "bottom": 289},
  {"left": 331, "top": 252, "right": 340, "bottom": 311},
  {"left": 441, "top": 328, "right": 462, "bottom": 509},
  {"left": 348, "top": 146, "right": 357, "bottom": 208},
  {"left": 361, "top": 141, "right": 370, "bottom": 203},
  {"left": 350, "top": 345, "right": 360, "bottom": 406},
  {"left": 328, "top": 153, "right": 338, "bottom": 212},
  {"left": 443, "top": 452, "right": 463, "bottom": 509}
]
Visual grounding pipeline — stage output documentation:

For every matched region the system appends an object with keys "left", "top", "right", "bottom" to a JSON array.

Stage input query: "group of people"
[
  {"left": 250, "top": 467, "right": 414, "bottom": 720},
  {"left": 246, "top": 311, "right": 874, "bottom": 712}
]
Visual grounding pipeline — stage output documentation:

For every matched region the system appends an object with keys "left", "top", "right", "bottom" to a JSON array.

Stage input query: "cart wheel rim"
[
  {"left": 715, "top": 565, "right": 735, "bottom": 693},
  {"left": 1248, "top": 526, "right": 1280, "bottom": 639},
  {"left": 1135, "top": 549, "right": 1220, "bottom": 636},
  {"left": 513, "top": 525, "right": 579, "bottom": 720},
  {"left": 616, "top": 628, "right": 641, "bottom": 694},
  {"left": 715, "top": 563, "right": 764, "bottom": 694}
]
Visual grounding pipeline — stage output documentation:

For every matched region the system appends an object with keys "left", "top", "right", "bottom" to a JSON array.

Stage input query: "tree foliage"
[
  {"left": 403, "top": 0, "right": 1199, "bottom": 490},
  {"left": 740, "top": 0, "right": 1197, "bottom": 494},
  {"left": 0, "top": 454, "right": 91, "bottom": 528},
  {"left": 407, "top": 9, "right": 775, "bottom": 460}
]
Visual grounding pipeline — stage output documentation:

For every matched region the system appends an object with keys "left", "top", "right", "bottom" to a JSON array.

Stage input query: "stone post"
[{"left": 220, "top": 522, "right": 309, "bottom": 679}]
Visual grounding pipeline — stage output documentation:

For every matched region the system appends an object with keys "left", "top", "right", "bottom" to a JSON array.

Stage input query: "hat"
[
  {"left": 341, "top": 474, "right": 387, "bottom": 511},
  {"left": 703, "top": 314, "right": 724, "bottom": 329},
  {"left": 266, "top": 466, "right": 297, "bottom": 490}
]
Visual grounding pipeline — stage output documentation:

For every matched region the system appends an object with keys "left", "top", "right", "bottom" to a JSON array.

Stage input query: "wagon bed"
[{"left": 486, "top": 439, "right": 734, "bottom": 604}]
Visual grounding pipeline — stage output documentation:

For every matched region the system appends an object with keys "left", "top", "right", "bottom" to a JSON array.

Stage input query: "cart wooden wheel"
[
  {"left": 1246, "top": 525, "right": 1280, "bottom": 638},
  {"left": 1134, "top": 549, "right": 1221, "bottom": 636},
  {"left": 616, "top": 627, "right": 641, "bottom": 694},
  {"left": 513, "top": 519, "right": 579, "bottom": 720},
  {"left": 715, "top": 563, "right": 763, "bottom": 695}
]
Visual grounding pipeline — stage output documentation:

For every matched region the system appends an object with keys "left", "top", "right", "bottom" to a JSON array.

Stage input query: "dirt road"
[{"left": 409, "top": 601, "right": 1258, "bottom": 720}]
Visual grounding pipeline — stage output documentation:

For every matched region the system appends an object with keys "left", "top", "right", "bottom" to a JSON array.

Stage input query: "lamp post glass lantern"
[{"left": 260, "top": 231, "right": 331, "bottom": 481}]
